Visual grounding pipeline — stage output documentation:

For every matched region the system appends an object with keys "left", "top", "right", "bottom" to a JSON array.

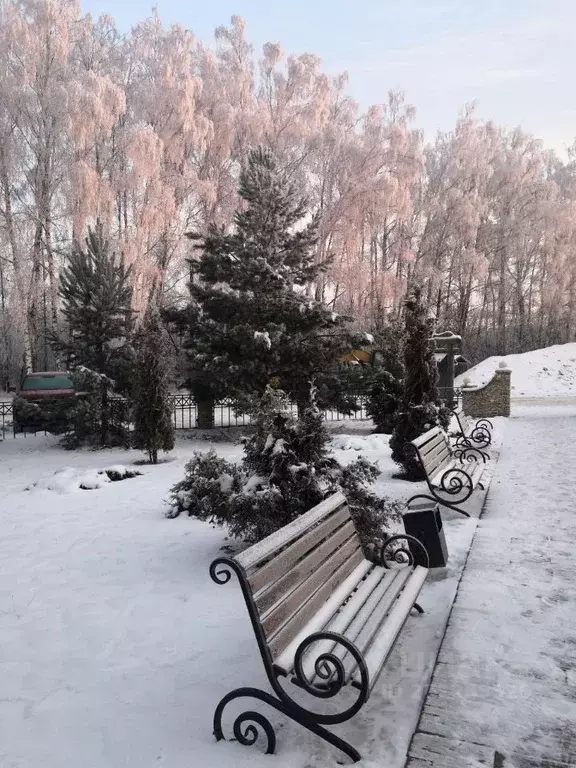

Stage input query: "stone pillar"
[{"left": 461, "top": 361, "right": 511, "bottom": 418}]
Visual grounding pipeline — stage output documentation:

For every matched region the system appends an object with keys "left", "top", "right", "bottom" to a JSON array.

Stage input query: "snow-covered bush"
[
  {"left": 103, "top": 466, "right": 141, "bottom": 482},
  {"left": 167, "top": 450, "right": 243, "bottom": 522},
  {"left": 62, "top": 367, "right": 131, "bottom": 449},
  {"left": 367, "top": 369, "right": 404, "bottom": 434},
  {"left": 13, "top": 395, "right": 74, "bottom": 435},
  {"left": 168, "top": 385, "right": 401, "bottom": 548}
]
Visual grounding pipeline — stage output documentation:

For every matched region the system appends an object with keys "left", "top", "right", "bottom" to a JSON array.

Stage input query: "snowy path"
[{"left": 407, "top": 406, "right": 576, "bottom": 768}]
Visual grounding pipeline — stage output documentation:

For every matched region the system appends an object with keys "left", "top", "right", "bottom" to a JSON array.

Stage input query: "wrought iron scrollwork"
[
  {"left": 232, "top": 711, "right": 275, "bottom": 751},
  {"left": 469, "top": 425, "right": 491, "bottom": 449},
  {"left": 291, "top": 631, "right": 370, "bottom": 723},
  {"left": 213, "top": 688, "right": 278, "bottom": 755},
  {"left": 209, "top": 557, "right": 236, "bottom": 586},
  {"left": 452, "top": 409, "right": 493, "bottom": 450},
  {"left": 455, "top": 428, "right": 490, "bottom": 452},
  {"left": 405, "top": 438, "right": 474, "bottom": 516},
  {"left": 454, "top": 444, "right": 489, "bottom": 464},
  {"left": 210, "top": 557, "right": 369, "bottom": 762},
  {"left": 212, "top": 683, "right": 364, "bottom": 762},
  {"left": 379, "top": 533, "right": 430, "bottom": 569},
  {"left": 438, "top": 466, "right": 474, "bottom": 504}
]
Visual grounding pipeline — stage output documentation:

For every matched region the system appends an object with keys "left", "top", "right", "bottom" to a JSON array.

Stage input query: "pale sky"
[{"left": 83, "top": 0, "right": 576, "bottom": 154}]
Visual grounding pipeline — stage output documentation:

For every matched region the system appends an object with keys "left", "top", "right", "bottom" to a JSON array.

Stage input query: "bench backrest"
[
  {"left": 234, "top": 492, "right": 363, "bottom": 660},
  {"left": 411, "top": 426, "right": 452, "bottom": 477}
]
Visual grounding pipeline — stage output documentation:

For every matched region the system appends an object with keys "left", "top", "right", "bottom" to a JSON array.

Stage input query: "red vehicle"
[
  {"left": 17, "top": 372, "right": 76, "bottom": 401},
  {"left": 14, "top": 372, "right": 76, "bottom": 433}
]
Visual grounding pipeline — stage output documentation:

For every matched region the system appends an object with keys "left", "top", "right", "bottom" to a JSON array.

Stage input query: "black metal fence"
[
  {"left": 0, "top": 401, "right": 12, "bottom": 436},
  {"left": 0, "top": 390, "right": 469, "bottom": 438},
  {"left": 0, "top": 394, "right": 370, "bottom": 437}
]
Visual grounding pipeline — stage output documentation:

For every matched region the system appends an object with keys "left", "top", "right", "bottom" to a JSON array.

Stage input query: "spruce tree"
[
  {"left": 182, "top": 147, "right": 364, "bottom": 411},
  {"left": 389, "top": 285, "right": 449, "bottom": 479},
  {"left": 54, "top": 226, "right": 135, "bottom": 446},
  {"left": 132, "top": 306, "right": 175, "bottom": 463}
]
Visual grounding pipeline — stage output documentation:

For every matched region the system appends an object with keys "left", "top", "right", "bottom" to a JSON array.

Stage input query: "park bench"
[
  {"left": 209, "top": 491, "right": 429, "bottom": 763},
  {"left": 450, "top": 407, "right": 493, "bottom": 459},
  {"left": 406, "top": 426, "right": 487, "bottom": 517}
]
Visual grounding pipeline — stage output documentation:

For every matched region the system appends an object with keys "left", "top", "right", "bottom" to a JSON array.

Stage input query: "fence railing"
[
  {"left": 0, "top": 394, "right": 371, "bottom": 437},
  {"left": 0, "top": 401, "right": 14, "bottom": 436},
  {"left": 1, "top": 389, "right": 469, "bottom": 439}
]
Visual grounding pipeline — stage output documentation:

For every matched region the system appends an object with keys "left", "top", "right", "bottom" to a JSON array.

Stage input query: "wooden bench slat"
[
  {"left": 354, "top": 566, "right": 429, "bottom": 691},
  {"left": 425, "top": 455, "right": 453, "bottom": 480},
  {"left": 249, "top": 503, "right": 351, "bottom": 595},
  {"left": 236, "top": 491, "right": 347, "bottom": 570},
  {"left": 422, "top": 449, "right": 451, "bottom": 473},
  {"left": 272, "top": 558, "right": 373, "bottom": 673},
  {"left": 412, "top": 427, "right": 444, "bottom": 449},
  {"left": 424, "top": 441, "right": 452, "bottom": 470},
  {"left": 421, "top": 442, "right": 452, "bottom": 473},
  {"left": 268, "top": 546, "right": 365, "bottom": 661},
  {"left": 299, "top": 566, "right": 389, "bottom": 680},
  {"left": 418, "top": 433, "right": 447, "bottom": 458},
  {"left": 344, "top": 567, "right": 413, "bottom": 667},
  {"left": 430, "top": 458, "right": 485, "bottom": 489},
  {"left": 263, "top": 536, "right": 361, "bottom": 641},
  {"left": 316, "top": 568, "right": 413, "bottom": 684},
  {"left": 256, "top": 519, "right": 357, "bottom": 616}
]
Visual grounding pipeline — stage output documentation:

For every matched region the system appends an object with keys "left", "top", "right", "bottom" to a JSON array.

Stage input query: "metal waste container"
[{"left": 403, "top": 500, "right": 448, "bottom": 568}]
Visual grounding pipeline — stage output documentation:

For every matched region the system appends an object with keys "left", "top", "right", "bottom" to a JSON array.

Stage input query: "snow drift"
[{"left": 455, "top": 342, "right": 576, "bottom": 397}]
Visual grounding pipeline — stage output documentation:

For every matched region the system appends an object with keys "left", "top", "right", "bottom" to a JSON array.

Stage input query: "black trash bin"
[{"left": 403, "top": 500, "right": 448, "bottom": 568}]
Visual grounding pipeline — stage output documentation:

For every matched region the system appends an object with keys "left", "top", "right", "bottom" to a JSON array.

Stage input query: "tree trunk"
[
  {"left": 101, "top": 384, "right": 109, "bottom": 446},
  {"left": 196, "top": 397, "right": 215, "bottom": 429},
  {"left": 0, "top": 144, "right": 32, "bottom": 372},
  {"left": 29, "top": 221, "right": 45, "bottom": 369}
]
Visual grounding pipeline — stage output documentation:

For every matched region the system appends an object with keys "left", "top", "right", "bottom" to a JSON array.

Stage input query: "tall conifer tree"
[
  {"left": 132, "top": 306, "right": 175, "bottom": 463},
  {"left": 182, "top": 147, "right": 364, "bottom": 409},
  {"left": 390, "top": 285, "right": 449, "bottom": 478},
  {"left": 367, "top": 319, "right": 406, "bottom": 434},
  {"left": 55, "top": 226, "right": 135, "bottom": 446}
]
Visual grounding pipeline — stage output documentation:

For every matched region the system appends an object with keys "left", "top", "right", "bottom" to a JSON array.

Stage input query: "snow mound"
[
  {"left": 331, "top": 434, "right": 391, "bottom": 452},
  {"left": 455, "top": 343, "right": 576, "bottom": 397},
  {"left": 28, "top": 465, "right": 141, "bottom": 493}
]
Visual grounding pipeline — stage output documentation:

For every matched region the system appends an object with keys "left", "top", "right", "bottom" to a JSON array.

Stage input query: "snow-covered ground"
[
  {"left": 456, "top": 342, "right": 576, "bottom": 398},
  {"left": 408, "top": 405, "right": 576, "bottom": 767},
  {"left": 0, "top": 429, "right": 495, "bottom": 768}
]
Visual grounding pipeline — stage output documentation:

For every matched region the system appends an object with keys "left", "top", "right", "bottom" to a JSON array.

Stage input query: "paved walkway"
[{"left": 407, "top": 406, "right": 576, "bottom": 768}]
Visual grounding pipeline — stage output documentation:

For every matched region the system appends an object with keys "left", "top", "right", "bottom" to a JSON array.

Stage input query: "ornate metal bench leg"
[
  {"left": 412, "top": 603, "right": 424, "bottom": 614},
  {"left": 214, "top": 688, "right": 278, "bottom": 753},
  {"left": 213, "top": 686, "right": 362, "bottom": 763}
]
